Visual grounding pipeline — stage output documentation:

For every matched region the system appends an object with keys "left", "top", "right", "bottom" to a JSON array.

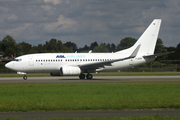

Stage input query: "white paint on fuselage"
[{"left": 5, "top": 53, "right": 148, "bottom": 73}]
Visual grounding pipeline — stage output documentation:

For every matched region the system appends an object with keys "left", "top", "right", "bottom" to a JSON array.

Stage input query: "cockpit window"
[{"left": 13, "top": 59, "right": 22, "bottom": 62}]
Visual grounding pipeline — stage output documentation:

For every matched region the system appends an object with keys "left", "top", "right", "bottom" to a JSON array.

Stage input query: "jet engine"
[{"left": 50, "top": 66, "right": 81, "bottom": 76}]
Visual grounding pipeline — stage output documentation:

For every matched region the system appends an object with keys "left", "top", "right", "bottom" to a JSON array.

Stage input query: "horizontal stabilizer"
[{"left": 143, "top": 51, "right": 174, "bottom": 58}]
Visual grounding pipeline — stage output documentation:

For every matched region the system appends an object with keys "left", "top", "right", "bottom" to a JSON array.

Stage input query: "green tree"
[
  {"left": 63, "top": 41, "right": 78, "bottom": 52},
  {"left": 36, "top": 44, "right": 44, "bottom": 53},
  {"left": 29, "top": 46, "right": 38, "bottom": 54},
  {"left": 110, "top": 43, "right": 116, "bottom": 52},
  {"left": 106, "top": 43, "right": 110, "bottom": 52},
  {"left": 43, "top": 39, "right": 59, "bottom": 52},
  {"left": 42, "top": 39, "right": 73, "bottom": 53},
  {"left": 154, "top": 38, "right": 167, "bottom": 61},
  {"left": 154, "top": 38, "right": 167, "bottom": 53},
  {"left": 93, "top": 43, "right": 109, "bottom": 53},
  {"left": 174, "top": 43, "right": 180, "bottom": 60},
  {"left": 106, "top": 43, "right": 116, "bottom": 52},
  {"left": 78, "top": 45, "right": 90, "bottom": 53},
  {"left": 90, "top": 42, "right": 98, "bottom": 50},
  {"left": 0, "top": 40, "right": 3, "bottom": 55},
  {"left": 116, "top": 37, "right": 137, "bottom": 51},
  {"left": 166, "top": 46, "right": 176, "bottom": 60},
  {"left": 1, "top": 35, "right": 17, "bottom": 57},
  {"left": 17, "top": 42, "right": 32, "bottom": 55}
]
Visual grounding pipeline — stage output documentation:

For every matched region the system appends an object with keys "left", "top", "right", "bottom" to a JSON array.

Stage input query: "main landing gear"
[
  {"left": 23, "top": 75, "right": 27, "bottom": 80},
  {"left": 79, "top": 73, "right": 93, "bottom": 79}
]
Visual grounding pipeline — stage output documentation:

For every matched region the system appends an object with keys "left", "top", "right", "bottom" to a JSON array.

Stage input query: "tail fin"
[{"left": 116, "top": 19, "right": 162, "bottom": 56}]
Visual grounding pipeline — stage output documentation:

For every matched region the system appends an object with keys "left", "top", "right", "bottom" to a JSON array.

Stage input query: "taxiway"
[{"left": 0, "top": 76, "right": 180, "bottom": 84}]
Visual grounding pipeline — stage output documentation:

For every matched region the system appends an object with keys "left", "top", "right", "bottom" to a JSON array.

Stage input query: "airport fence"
[{"left": 0, "top": 68, "right": 16, "bottom": 73}]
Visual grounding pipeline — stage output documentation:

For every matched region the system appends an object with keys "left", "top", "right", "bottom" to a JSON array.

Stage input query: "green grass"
[
  {"left": 0, "top": 72, "right": 180, "bottom": 77},
  {"left": 1, "top": 116, "right": 180, "bottom": 120},
  {"left": 0, "top": 83, "right": 180, "bottom": 112}
]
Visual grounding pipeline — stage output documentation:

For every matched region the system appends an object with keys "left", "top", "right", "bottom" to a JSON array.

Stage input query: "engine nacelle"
[
  {"left": 50, "top": 66, "right": 81, "bottom": 76},
  {"left": 60, "top": 66, "right": 81, "bottom": 76}
]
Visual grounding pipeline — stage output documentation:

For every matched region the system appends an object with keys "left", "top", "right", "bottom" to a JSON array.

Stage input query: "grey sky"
[{"left": 0, "top": 0, "right": 180, "bottom": 48}]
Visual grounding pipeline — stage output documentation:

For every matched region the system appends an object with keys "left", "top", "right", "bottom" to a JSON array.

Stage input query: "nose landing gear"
[
  {"left": 17, "top": 72, "right": 27, "bottom": 80},
  {"left": 23, "top": 75, "right": 27, "bottom": 80}
]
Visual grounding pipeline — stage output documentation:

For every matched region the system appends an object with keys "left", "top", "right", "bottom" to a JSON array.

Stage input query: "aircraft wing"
[{"left": 78, "top": 45, "right": 141, "bottom": 70}]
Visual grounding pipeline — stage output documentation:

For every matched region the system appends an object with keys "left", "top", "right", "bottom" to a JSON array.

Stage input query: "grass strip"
[
  {"left": 0, "top": 83, "right": 180, "bottom": 112},
  {"left": 1, "top": 116, "right": 180, "bottom": 120},
  {"left": 0, "top": 72, "right": 180, "bottom": 77}
]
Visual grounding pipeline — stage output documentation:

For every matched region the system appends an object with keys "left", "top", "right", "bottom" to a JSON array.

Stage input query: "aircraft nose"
[{"left": 5, "top": 62, "right": 12, "bottom": 69}]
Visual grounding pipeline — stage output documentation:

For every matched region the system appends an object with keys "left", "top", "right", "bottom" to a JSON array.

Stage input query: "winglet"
[{"left": 129, "top": 44, "right": 141, "bottom": 58}]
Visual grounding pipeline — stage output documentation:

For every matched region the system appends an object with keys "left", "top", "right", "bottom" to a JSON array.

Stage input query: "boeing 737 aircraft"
[{"left": 6, "top": 19, "right": 163, "bottom": 80}]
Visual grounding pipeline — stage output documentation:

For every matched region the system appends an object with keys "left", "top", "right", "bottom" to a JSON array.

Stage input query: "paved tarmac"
[
  {"left": 0, "top": 76, "right": 180, "bottom": 118},
  {"left": 0, "top": 76, "right": 180, "bottom": 84}
]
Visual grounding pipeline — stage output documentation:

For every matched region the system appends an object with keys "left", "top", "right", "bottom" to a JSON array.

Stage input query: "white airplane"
[{"left": 5, "top": 19, "right": 163, "bottom": 80}]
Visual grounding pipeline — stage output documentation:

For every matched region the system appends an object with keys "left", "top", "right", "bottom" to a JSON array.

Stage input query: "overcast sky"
[{"left": 0, "top": 0, "right": 180, "bottom": 48}]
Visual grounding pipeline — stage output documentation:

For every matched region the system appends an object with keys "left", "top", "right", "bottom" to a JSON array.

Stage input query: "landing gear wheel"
[
  {"left": 86, "top": 74, "right": 93, "bottom": 79},
  {"left": 23, "top": 75, "right": 27, "bottom": 80},
  {"left": 79, "top": 74, "right": 85, "bottom": 79}
]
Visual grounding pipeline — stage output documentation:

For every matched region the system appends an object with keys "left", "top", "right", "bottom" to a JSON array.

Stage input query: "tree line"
[{"left": 0, "top": 35, "right": 179, "bottom": 62}]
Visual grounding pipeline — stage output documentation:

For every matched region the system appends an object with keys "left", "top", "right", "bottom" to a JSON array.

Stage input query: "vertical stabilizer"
[{"left": 116, "top": 19, "right": 162, "bottom": 56}]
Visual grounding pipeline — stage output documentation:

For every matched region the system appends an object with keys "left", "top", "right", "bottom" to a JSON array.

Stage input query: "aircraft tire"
[
  {"left": 86, "top": 74, "right": 93, "bottom": 79},
  {"left": 79, "top": 74, "right": 85, "bottom": 79},
  {"left": 23, "top": 75, "right": 27, "bottom": 80}
]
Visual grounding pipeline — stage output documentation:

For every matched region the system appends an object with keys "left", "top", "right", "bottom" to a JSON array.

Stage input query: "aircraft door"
[
  {"left": 129, "top": 59, "right": 133, "bottom": 65},
  {"left": 28, "top": 56, "right": 34, "bottom": 66}
]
